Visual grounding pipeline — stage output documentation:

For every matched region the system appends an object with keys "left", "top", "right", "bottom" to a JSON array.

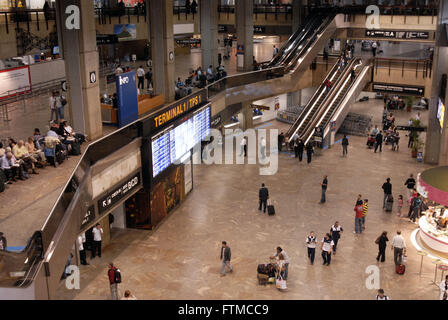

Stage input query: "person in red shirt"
[
  {"left": 354, "top": 204, "right": 364, "bottom": 234},
  {"left": 108, "top": 263, "right": 119, "bottom": 300}
]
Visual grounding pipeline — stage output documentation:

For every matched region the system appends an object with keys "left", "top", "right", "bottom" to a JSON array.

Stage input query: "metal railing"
[
  {"left": 0, "top": 8, "right": 55, "bottom": 33},
  {"left": 95, "top": 7, "right": 146, "bottom": 25},
  {"left": 218, "top": 4, "right": 292, "bottom": 20},
  {"left": 373, "top": 57, "right": 432, "bottom": 79},
  {"left": 173, "top": 5, "right": 197, "bottom": 20}
]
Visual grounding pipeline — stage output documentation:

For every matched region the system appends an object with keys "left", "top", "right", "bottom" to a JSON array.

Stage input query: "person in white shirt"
[
  {"left": 376, "top": 289, "right": 390, "bottom": 300},
  {"left": 77, "top": 233, "right": 88, "bottom": 265},
  {"left": 206, "top": 65, "right": 214, "bottom": 81},
  {"left": 306, "top": 231, "right": 317, "bottom": 265},
  {"left": 440, "top": 275, "right": 448, "bottom": 300},
  {"left": 270, "top": 247, "right": 290, "bottom": 280},
  {"left": 330, "top": 222, "right": 343, "bottom": 254},
  {"left": 240, "top": 137, "right": 247, "bottom": 157},
  {"left": 121, "top": 290, "right": 137, "bottom": 300},
  {"left": 91, "top": 223, "right": 103, "bottom": 259},
  {"left": 372, "top": 41, "right": 378, "bottom": 57},
  {"left": 49, "top": 91, "right": 61, "bottom": 122},
  {"left": 391, "top": 230, "right": 406, "bottom": 266},
  {"left": 321, "top": 233, "right": 334, "bottom": 266},
  {"left": 136, "top": 66, "right": 145, "bottom": 90}
]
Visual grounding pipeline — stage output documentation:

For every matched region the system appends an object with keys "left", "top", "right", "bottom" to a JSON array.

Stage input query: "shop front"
[{"left": 412, "top": 166, "right": 448, "bottom": 261}]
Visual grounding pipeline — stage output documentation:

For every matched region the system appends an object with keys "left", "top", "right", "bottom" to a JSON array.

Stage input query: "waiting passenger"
[
  {"left": 13, "top": 140, "right": 38, "bottom": 174},
  {"left": 61, "top": 121, "right": 86, "bottom": 145},
  {"left": 1, "top": 151, "right": 25, "bottom": 182}
]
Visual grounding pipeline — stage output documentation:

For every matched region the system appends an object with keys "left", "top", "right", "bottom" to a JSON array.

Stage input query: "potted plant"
[
  {"left": 405, "top": 96, "right": 414, "bottom": 112},
  {"left": 411, "top": 137, "right": 424, "bottom": 158}
]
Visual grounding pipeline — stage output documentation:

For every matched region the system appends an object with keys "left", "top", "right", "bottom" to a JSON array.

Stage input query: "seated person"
[
  {"left": 8, "top": 138, "right": 17, "bottom": 150},
  {"left": 33, "top": 128, "right": 44, "bottom": 149},
  {"left": 1, "top": 151, "right": 25, "bottom": 182},
  {"left": 176, "top": 77, "right": 185, "bottom": 89},
  {"left": 61, "top": 121, "right": 86, "bottom": 144},
  {"left": 26, "top": 136, "right": 46, "bottom": 164},
  {"left": 206, "top": 65, "right": 214, "bottom": 82},
  {"left": 13, "top": 140, "right": 38, "bottom": 174},
  {"left": 0, "top": 143, "right": 5, "bottom": 158},
  {"left": 45, "top": 126, "right": 68, "bottom": 153}
]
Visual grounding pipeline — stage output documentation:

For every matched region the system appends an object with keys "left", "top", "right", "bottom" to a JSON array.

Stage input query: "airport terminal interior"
[{"left": 1, "top": 0, "right": 448, "bottom": 301}]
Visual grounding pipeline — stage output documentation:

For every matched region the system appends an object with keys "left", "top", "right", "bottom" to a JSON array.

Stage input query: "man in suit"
[
  {"left": 374, "top": 131, "right": 383, "bottom": 153},
  {"left": 220, "top": 241, "right": 232, "bottom": 277},
  {"left": 259, "top": 183, "right": 269, "bottom": 213},
  {"left": 297, "top": 139, "right": 305, "bottom": 162}
]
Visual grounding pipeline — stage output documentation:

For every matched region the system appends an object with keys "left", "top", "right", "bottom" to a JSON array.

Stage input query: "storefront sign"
[
  {"left": 0, "top": 66, "right": 31, "bottom": 99},
  {"left": 365, "top": 30, "right": 429, "bottom": 40},
  {"left": 372, "top": 83, "right": 425, "bottom": 96},
  {"left": 80, "top": 205, "right": 95, "bottom": 230},
  {"left": 98, "top": 173, "right": 141, "bottom": 214},
  {"left": 150, "top": 90, "right": 207, "bottom": 131}
]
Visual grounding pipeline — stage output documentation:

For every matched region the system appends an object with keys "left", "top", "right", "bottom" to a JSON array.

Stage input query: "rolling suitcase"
[
  {"left": 396, "top": 264, "right": 405, "bottom": 275},
  {"left": 267, "top": 200, "right": 275, "bottom": 216},
  {"left": 385, "top": 195, "right": 393, "bottom": 212}
]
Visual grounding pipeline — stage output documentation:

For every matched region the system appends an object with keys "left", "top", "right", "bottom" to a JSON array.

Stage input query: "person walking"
[
  {"left": 91, "top": 223, "right": 103, "bottom": 259},
  {"left": 342, "top": 135, "right": 349, "bottom": 156},
  {"left": 354, "top": 203, "right": 364, "bottom": 234},
  {"left": 306, "top": 143, "right": 314, "bottom": 164},
  {"left": 240, "top": 137, "right": 247, "bottom": 157},
  {"left": 260, "top": 137, "right": 266, "bottom": 159},
  {"left": 145, "top": 68, "right": 153, "bottom": 89},
  {"left": 278, "top": 133, "right": 285, "bottom": 152},
  {"left": 372, "top": 41, "right": 378, "bottom": 57},
  {"left": 330, "top": 222, "right": 343, "bottom": 254},
  {"left": 321, "top": 233, "right": 334, "bottom": 266},
  {"left": 320, "top": 175, "right": 328, "bottom": 204},
  {"left": 271, "top": 247, "right": 290, "bottom": 279},
  {"left": 375, "top": 231, "right": 389, "bottom": 262},
  {"left": 397, "top": 195, "right": 404, "bottom": 217},
  {"left": 136, "top": 65, "right": 145, "bottom": 90},
  {"left": 306, "top": 231, "right": 317, "bottom": 265},
  {"left": 258, "top": 183, "right": 269, "bottom": 213},
  {"left": 220, "top": 241, "right": 232, "bottom": 277},
  {"left": 410, "top": 194, "right": 422, "bottom": 224},
  {"left": 297, "top": 139, "right": 305, "bottom": 162},
  {"left": 107, "top": 263, "right": 121, "bottom": 300},
  {"left": 77, "top": 233, "right": 88, "bottom": 265},
  {"left": 382, "top": 178, "right": 392, "bottom": 210},
  {"left": 376, "top": 289, "right": 390, "bottom": 300},
  {"left": 374, "top": 130, "right": 383, "bottom": 153},
  {"left": 391, "top": 231, "right": 406, "bottom": 266},
  {"left": 404, "top": 174, "right": 416, "bottom": 203},
  {"left": 440, "top": 275, "right": 448, "bottom": 300}
]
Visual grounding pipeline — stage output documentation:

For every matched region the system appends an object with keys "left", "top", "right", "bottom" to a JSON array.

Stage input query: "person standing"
[
  {"left": 145, "top": 68, "right": 153, "bottom": 89},
  {"left": 404, "top": 174, "right": 416, "bottom": 203},
  {"left": 273, "top": 45, "right": 279, "bottom": 57},
  {"left": 391, "top": 231, "right": 406, "bottom": 266},
  {"left": 397, "top": 195, "right": 404, "bottom": 217},
  {"left": 375, "top": 231, "right": 389, "bottom": 262},
  {"left": 260, "top": 137, "right": 266, "bottom": 159},
  {"left": 321, "top": 233, "right": 334, "bottom": 266},
  {"left": 374, "top": 130, "right": 383, "bottom": 153},
  {"left": 355, "top": 194, "right": 363, "bottom": 206},
  {"left": 220, "top": 241, "right": 232, "bottom": 276},
  {"left": 410, "top": 195, "right": 422, "bottom": 223},
  {"left": 77, "top": 233, "right": 88, "bottom": 265},
  {"left": 258, "top": 183, "right": 269, "bottom": 213},
  {"left": 440, "top": 275, "right": 448, "bottom": 300},
  {"left": 306, "top": 143, "right": 314, "bottom": 164},
  {"left": 372, "top": 41, "right": 378, "bottom": 57},
  {"left": 297, "top": 139, "right": 304, "bottom": 162},
  {"left": 342, "top": 135, "right": 349, "bottom": 156},
  {"left": 240, "top": 137, "right": 247, "bottom": 157},
  {"left": 382, "top": 178, "right": 392, "bottom": 209},
  {"left": 49, "top": 91, "right": 60, "bottom": 122},
  {"left": 271, "top": 247, "right": 290, "bottom": 280},
  {"left": 91, "top": 223, "right": 103, "bottom": 259},
  {"left": 136, "top": 65, "right": 145, "bottom": 90},
  {"left": 320, "top": 175, "right": 328, "bottom": 203},
  {"left": 0, "top": 232, "right": 7, "bottom": 251},
  {"left": 376, "top": 289, "right": 390, "bottom": 300},
  {"left": 362, "top": 199, "right": 369, "bottom": 230},
  {"left": 330, "top": 222, "right": 343, "bottom": 254},
  {"left": 278, "top": 133, "right": 285, "bottom": 152},
  {"left": 306, "top": 232, "right": 317, "bottom": 265},
  {"left": 354, "top": 203, "right": 364, "bottom": 234},
  {"left": 107, "top": 263, "right": 120, "bottom": 300}
]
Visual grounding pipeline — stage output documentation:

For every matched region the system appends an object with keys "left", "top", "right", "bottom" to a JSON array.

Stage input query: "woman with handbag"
[{"left": 375, "top": 231, "right": 389, "bottom": 262}]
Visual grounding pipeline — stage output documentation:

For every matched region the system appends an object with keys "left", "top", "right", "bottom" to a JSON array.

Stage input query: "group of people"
[
  {"left": 278, "top": 133, "right": 315, "bottom": 164},
  {"left": 306, "top": 221, "right": 343, "bottom": 267},
  {"left": 136, "top": 66, "right": 153, "bottom": 91},
  {"left": 0, "top": 120, "right": 85, "bottom": 186}
]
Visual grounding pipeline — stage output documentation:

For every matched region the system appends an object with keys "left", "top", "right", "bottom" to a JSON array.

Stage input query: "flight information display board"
[{"left": 151, "top": 106, "right": 210, "bottom": 178}]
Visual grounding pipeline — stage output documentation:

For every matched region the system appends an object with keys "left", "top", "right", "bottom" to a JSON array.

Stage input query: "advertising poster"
[
  {"left": 114, "top": 24, "right": 137, "bottom": 41},
  {"left": 0, "top": 66, "right": 31, "bottom": 100},
  {"left": 116, "top": 71, "right": 138, "bottom": 127}
]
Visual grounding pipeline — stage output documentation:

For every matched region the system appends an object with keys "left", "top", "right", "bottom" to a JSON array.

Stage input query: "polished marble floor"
[{"left": 52, "top": 98, "right": 439, "bottom": 300}]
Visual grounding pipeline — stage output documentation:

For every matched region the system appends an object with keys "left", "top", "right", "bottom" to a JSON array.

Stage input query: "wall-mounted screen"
[
  {"left": 151, "top": 105, "right": 210, "bottom": 178},
  {"left": 438, "top": 98, "right": 445, "bottom": 129}
]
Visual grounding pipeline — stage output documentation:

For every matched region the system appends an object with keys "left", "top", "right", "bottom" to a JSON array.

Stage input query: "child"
[
  {"left": 397, "top": 195, "right": 404, "bottom": 217},
  {"left": 362, "top": 199, "right": 369, "bottom": 230}
]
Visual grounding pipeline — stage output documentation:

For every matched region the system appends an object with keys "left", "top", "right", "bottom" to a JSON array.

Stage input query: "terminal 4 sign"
[
  {"left": 373, "top": 83, "right": 425, "bottom": 96},
  {"left": 365, "top": 30, "right": 429, "bottom": 40}
]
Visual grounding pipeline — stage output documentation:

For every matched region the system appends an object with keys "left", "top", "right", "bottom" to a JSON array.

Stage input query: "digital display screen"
[
  {"left": 438, "top": 98, "right": 445, "bottom": 129},
  {"left": 151, "top": 106, "right": 210, "bottom": 178}
]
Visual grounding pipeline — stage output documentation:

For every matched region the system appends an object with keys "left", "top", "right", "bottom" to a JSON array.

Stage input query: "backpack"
[{"left": 114, "top": 269, "right": 122, "bottom": 283}]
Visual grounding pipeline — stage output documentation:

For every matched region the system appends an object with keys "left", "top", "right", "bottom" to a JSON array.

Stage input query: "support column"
[
  {"left": 148, "top": 0, "right": 175, "bottom": 102},
  {"left": 292, "top": 0, "right": 303, "bottom": 32},
  {"left": 239, "top": 103, "right": 253, "bottom": 131},
  {"left": 235, "top": 0, "right": 253, "bottom": 72},
  {"left": 58, "top": 0, "right": 102, "bottom": 140},
  {"left": 200, "top": 0, "right": 219, "bottom": 70},
  {"left": 424, "top": 0, "right": 447, "bottom": 164}
]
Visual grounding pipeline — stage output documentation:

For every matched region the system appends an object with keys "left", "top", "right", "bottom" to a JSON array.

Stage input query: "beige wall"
[
  {"left": 373, "top": 68, "right": 432, "bottom": 97},
  {"left": 349, "top": 14, "right": 437, "bottom": 31}
]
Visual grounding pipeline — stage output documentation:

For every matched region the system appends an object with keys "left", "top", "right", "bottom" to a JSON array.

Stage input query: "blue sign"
[{"left": 116, "top": 71, "right": 138, "bottom": 128}]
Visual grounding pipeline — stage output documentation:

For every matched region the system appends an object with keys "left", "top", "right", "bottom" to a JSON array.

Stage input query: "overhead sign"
[
  {"left": 365, "top": 30, "right": 430, "bottom": 40},
  {"left": 150, "top": 90, "right": 207, "bottom": 131},
  {"left": 116, "top": 71, "right": 139, "bottom": 127},
  {"left": 96, "top": 34, "right": 119, "bottom": 45},
  {"left": 98, "top": 173, "right": 141, "bottom": 214},
  {"left": 0, "top": 66, "right": 31, "bottom": 99},
  {"left": 80, "top": 205, "right": 95, "bottom": 230},
  {"left": 373, "top": 83, "right": 425, "bottom": 96}
]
